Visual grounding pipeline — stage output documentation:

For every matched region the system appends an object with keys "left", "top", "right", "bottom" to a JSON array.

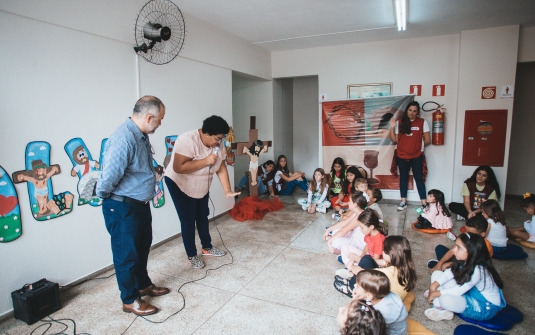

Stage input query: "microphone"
[{"left": 210, "top": 146, "right": 220, "bottom": 168}]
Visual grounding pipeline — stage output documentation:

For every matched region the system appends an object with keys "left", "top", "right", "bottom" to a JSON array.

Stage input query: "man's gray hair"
[{"left": 133, "top": 96, "right": 165, "bottom": 116}]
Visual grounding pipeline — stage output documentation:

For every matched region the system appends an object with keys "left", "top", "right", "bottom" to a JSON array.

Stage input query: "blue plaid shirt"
[{"left": 96, "top": 118, "right": 156, "bottom": 202}]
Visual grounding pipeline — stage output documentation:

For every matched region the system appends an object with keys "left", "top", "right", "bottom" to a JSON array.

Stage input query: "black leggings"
[{"left": 448, "top": 202, "right": 469, "bottom": 219}]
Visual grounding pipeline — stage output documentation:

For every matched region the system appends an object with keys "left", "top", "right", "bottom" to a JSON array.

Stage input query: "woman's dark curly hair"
[
  {"left": 340, "top": 299, "right": 386, "bottom": 335},
  {"left": 464, "top": 165, "right": 501, "bottom": 200},
  {"left": 398, "top": 101, "right": 420, "bottom": 134},
  {"left": 202, "top": 115, "right": 230, "bottom": 135}
]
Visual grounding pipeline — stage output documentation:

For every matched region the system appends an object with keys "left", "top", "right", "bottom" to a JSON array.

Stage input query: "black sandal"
[{"left": 333, "top": 280, "right": 352, "bottom": 298}]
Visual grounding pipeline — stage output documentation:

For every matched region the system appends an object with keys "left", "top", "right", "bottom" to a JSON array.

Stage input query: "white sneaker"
[
  {"left": 335, "top": 268, "right": 352, "bottom": 279},
  {"left": 397, "top": 202, "right": 407, "bottom": 211},
  {"left": 447, "top": 231, "right": 457, "bottom": 241},
  {"left": 424, "top": 308, "right": 454, "bottom": 321},
  {"left": 317, "top": 207, "right": 326, "bottom": 213},
  {"left": 457, "top": 214, "right": 466, "bottom": 221}
]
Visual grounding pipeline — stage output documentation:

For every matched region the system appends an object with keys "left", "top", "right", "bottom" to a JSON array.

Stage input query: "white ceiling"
[{"left": 174, "top": 0, "right": 535, "bottom": 52}]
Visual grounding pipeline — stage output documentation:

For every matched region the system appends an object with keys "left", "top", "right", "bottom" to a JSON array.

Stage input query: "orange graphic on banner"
[{"left": 481, "top": 86, "right": 496, "bottom": 99}]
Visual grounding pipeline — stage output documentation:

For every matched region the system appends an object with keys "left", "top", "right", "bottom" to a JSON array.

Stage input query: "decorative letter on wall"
[
  {"left": 12, "top": 141, "right": 74, "bottom": 221},
  {"left": 0, "top": 166, "right": 22, "bottom": 242},
  {"left": 64, "top": 138, "right": 103, "bottom": 206}
]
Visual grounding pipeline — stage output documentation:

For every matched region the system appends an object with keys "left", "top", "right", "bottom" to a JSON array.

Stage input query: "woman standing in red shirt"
[{"left": 389, "top": 101, "right": 431, "bottom": 210}]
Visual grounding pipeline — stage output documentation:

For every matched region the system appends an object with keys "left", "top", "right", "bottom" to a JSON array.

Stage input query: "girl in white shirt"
[
  {"left": 425, "top": 233, "right": 505, "bottom": 321},
  {"left": 297, "top": 168, "right": 331, "bottom": 213},
  {"left": 481, "top": 200, "right": 508, "bottom": 253},
  {"left": 509, "top": 192, "right": 535, "bottom": 243}
]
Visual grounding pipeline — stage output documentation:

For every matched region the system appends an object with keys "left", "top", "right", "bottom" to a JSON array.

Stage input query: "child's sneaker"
[
  {"left": 317, "top": 206, "right": 326, "bottom": 213},
  {"left": 188, "top": 256, "right": 205, "bottom": 269},
  {"left": 427, "top": 259, "right": 438, "bottom": 269},
  {"left": 424, "top": 307, "right": 454, "bottom": 321},
  {"left": 335, "top": 268, "right": 352, "bottom": 279},
  {"left": 332, "top": 213, "right": 341, "bottom": 221},
  {"left": 447, "top": 231, "right": 457, "bottom": 241},
  {"left": 397, "top": 202, "right": 407, "bottom": 211},
  {"left": 457, "top": 214, "right": 465, "bottom": 221},
  {"left": 202, "top": 247, "right": 226, "bottom": 257}
]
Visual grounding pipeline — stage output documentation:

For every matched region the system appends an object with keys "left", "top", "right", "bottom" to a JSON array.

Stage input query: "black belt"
[{"left": 109, "top": 194, "right": 149, "bottom": 205}]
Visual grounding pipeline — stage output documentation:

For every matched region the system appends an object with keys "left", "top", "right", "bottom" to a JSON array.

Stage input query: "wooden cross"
[{"left": 231, "top": 116, "right": 272, "bottom": 196}]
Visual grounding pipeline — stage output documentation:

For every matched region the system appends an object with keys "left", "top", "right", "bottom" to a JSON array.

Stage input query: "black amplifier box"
[{"left": 11, "top": 278, "right": 62, "bottom": 325}]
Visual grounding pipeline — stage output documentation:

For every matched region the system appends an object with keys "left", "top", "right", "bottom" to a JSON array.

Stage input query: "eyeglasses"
[{"left": 212, "top": 135, "right": 223, "bottom": 143}]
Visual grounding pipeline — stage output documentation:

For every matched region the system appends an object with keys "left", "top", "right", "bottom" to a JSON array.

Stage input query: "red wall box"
[{"left": 462, "top": 110, "right": 508, "bottom": 167}]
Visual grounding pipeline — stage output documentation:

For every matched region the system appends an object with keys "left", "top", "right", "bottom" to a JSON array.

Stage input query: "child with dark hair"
[
  {"left": 337, "top": 299, "right": 386, "bottom": 335},
  {"left": 351, "top": 270, "right": 408, "bottom": 335},
  {"left": 236, "top": 160, "right": 275, "bottom": 196},
  {"left": 481, "top": 200, "right": 508, "bottom": 253},
  {"left": 508, "top": 192, "right": 535, "bottom": 243},
  {"left": 414, "top": 189, "right": 452, "bottom": 230},
  {"left": 425, "top": 233, "right": 505, "bottom": 321},
  {"left": 331, "top": 166, "right": 359, "bottom": 220},
  {"left": 428, "top": 215, "right": 493, "bottom": 271},
  {"left": 329, "top": 157, "right": 346, "bottom": 200},
  {"left": 366, "top": 188, "right": 386, "bottom": 224}
]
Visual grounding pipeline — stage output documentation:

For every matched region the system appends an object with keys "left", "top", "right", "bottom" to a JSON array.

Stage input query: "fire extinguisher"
[{"left": 423, "top": 101, "right": 445, "bottom": 145}]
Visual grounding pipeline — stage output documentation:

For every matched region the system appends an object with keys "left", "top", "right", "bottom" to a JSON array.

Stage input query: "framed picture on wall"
[{"left": 347, "top": 83, "right": 392, "bottom": 99}]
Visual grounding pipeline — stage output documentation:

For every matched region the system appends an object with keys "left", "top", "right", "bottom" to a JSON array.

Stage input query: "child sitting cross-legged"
[
  {"left": 425, "top": 233, "right": 505, "bottom": 322},
  {"left": 427, "top": 215, "right": 493, "bottom": 271},
  {"left": 480, "top": 200, "right": 508, "bottom": 254},
  {"left": 508, "top": 192, "right": 535, "bottom": 243},
  {"left": 367, "top": 187, "right": 384, "bottom": 220}
]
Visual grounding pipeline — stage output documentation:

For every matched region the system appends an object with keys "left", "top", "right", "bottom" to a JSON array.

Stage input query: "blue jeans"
[
  {"left": 348, "top": 255, "right": 379, "bottom": 289},
  {"left": 277, "top": 179, "right": 308, "bottom": 195},
  {"left": 102, "top": 198, "right": 153, "bottom": 304},
  {"left": 165, "top": 177, "right": 212, "bottom": 257},
  {"left": 237, "top": 174, "right": 268, "bottom": 194},
  {"left": 396, "top": 154, "right": 426, "bottom": 199}
]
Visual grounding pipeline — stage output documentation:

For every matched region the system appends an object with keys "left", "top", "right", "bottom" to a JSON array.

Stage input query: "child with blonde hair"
[{"left": 297, "top": 168, "right": 331, "bottom": 213}]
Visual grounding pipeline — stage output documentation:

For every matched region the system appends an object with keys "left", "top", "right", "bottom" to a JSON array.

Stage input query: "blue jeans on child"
[
  {"left": 276, "top": 179, "right": 308, "bottom": 196},
  {"left": 237, "top": 174, "right": 268, "bottom": 194},
  {"left": 102, "top": 198, "right": 153, "bottom": 304},
  {"left": 461, "top": 286, "right": 506, "bottom": 320},
  {"left": 395, "top": 154, "right": 426, "bottom": 199}
]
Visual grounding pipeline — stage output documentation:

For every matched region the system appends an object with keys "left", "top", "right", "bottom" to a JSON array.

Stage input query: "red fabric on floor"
[{"left": 229, "top": 196, "right": 284, "bottom": 221}]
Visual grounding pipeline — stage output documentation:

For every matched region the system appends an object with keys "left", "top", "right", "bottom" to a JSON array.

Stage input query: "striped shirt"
[{"left": 96, "top": 118, "right": 156, "bottom": 202}]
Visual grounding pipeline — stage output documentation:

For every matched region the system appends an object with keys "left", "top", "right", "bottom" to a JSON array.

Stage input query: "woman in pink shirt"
[{"left": 164, "top": 115, "right": 240, "bottom": 269}]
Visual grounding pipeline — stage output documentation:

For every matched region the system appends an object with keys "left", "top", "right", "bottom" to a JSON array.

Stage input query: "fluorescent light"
[{"left": 395, "top": 0, "right": 406, "bottom": 31}]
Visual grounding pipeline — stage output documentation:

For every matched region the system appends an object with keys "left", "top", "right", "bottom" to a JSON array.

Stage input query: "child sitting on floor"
[
  {"left": 325, "top": 191, "right": 368, "bottom": 255},
  {"left": 297, "top": 168, "right": 331, "bottom": 213},
  {"left": 337, "top": 299, "right": 386, "bottom": 335},
  {"left": 428, "top": 215, "right": 493, "bottom": 271},
  {"left": 331, "top": 166, "right": 358, "bottom": 220},
  {"left": 414, "top": 189, "right": 452, "bottom": 230},
  {"left": 351, "top": 270, "right": 408, "bottom": 335},
  {"left": 341, "top": 209, "right": 388, "bottom": 270},
  {"left": 480, "top": 200, "right": 508, "bottom": 254},
  {"left": 508, "top": 192, "right": 535, "bottom": 243},
  {"left": 425, "top": 233, "right": 505, "bottom": 322},
  {"left": 367, "top": 187, "right": 384, "bottom": 220},
  {"left": 337, "top": 178, "right": 370, "bottom": 222}
]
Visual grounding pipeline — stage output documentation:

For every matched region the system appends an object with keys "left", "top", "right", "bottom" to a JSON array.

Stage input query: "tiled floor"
[{"left": 1, "top": 192, "right": 534, "bottom": 334}]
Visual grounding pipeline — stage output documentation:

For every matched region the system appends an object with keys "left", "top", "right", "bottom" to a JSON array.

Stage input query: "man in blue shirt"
[{"left": 97, "top": 96, "right": 169, "bottom": 316}]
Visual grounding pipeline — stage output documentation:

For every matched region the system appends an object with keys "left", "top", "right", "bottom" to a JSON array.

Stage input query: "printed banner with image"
[{"left": 322, "top": 95, "right": 415, "bottom": 190}]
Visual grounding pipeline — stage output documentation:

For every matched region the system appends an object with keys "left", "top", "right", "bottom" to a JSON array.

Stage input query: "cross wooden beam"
[{"left": 231, "top": 116, "right": 272, "bottom": 196}]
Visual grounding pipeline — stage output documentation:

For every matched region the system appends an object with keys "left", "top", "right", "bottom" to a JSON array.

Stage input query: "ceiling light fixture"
[{"left": 395, "top": 0, "right": 407, "bottom": 31}]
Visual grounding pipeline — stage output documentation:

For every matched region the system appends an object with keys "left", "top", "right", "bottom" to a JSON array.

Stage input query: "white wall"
[
  {"left": 518, "top": 26, "right": 535, "bottom": 63},
  {"left": 272, "top": 79, "right": 295, "bottom": 170},
  {"left": 0, "top": 2, "right": 270, "bottom": 316},
  {"left": 272, "top": 34, "right": 461, "bottom": 201},
  {"left": 505, "top": 62, "right": 535, "bottom": 195},
  {"left": 293, "top": 76, "right": 319, "bottom": 177},
  {"left": 452, "top": 26, "right": 519, "bottom": 207},
  {"left": 231, "top": 73, "right": 275, "bottom": 186}
]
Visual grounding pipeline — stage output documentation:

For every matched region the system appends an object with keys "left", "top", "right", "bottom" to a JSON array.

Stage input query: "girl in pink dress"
[{"left": 415, "top": 189, "right": 453, "bottom": 230}]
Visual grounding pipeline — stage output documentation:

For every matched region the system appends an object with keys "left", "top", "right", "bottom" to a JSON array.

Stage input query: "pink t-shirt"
[
  {"left": 364, "top": 233, "right": 386, "bottom": 257},
  {"left": 422, "top": 203, "right": 453, "bottom": 230},
  {"left": 164, "top": 129, "right": 225, "bottom": 199}
]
